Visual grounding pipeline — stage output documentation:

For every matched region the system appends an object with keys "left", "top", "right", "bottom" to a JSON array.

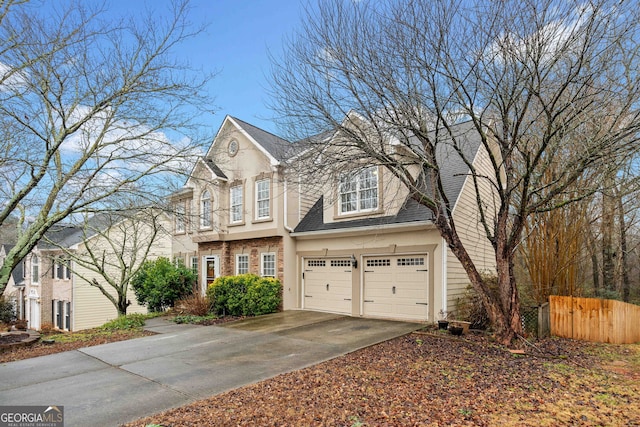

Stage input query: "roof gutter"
[{"left": 290, "top": 220, "right": 435, "bottom": 239}]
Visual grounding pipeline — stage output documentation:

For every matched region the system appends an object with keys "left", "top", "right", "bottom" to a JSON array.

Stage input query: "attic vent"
[
  {"left": 366, "top": 259, "right": 390, "bottom": 267},
  {"left": 397, "top": 257, "right": 425, "bottom": 266},
  {"left": 307, "top": 260, "right": 326, "bottom": 267},
  {"left": 330, "top": 259, "right": 351, "bottom": 267}
]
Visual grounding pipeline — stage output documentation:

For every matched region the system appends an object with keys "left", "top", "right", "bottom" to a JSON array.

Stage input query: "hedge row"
[{"left": 207, "top": 274, "right": 281, "bottom": 316}]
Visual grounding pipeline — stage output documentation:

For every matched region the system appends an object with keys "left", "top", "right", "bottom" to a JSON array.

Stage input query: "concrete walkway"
[{"left": 0, "top": 311, "right": 421, "bottom": 427}]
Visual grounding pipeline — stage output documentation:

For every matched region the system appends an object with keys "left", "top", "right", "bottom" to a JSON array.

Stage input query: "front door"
[
  {"left": 29, "top": 297, "right": 40, "bottom": 330},
  {"left": 202, "top": 255, "right": 220, "bottom": 295}
]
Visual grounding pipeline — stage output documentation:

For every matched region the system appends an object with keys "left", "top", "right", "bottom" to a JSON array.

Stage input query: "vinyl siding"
[
  {"left": 446, "top": 143, "right": 497, "bottom": 311},
  {"left": 72, "top": 215, "right": 173, "bottom": 331}
]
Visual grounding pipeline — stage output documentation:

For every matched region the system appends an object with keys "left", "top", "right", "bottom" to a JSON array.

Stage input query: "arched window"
[{"left": 200, "top": 190, "right": 211, "bottom": 228}]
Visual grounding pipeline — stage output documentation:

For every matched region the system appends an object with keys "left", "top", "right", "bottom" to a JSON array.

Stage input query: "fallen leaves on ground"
[
  {"left": 0, "top": 329, "right": 154, "bottom": 363},
  {"left": 125, "top": 330, "right": 639, "bottom": 427}
]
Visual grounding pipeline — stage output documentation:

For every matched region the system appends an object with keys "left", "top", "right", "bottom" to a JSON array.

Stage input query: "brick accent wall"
[{"left": 198, "top": 236, "right": 285, "bottom": 282}]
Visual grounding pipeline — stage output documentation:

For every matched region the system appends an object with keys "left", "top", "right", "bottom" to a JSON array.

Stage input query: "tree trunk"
[
  {"left": 588, "top": 227, "right": 601, "bottom": 297},
  {"left": 617, "top": 193, "right": 630, "bottom": 302},
  {"left": 117, "top": 293, "right": 130, "bottom": 316},
  {"left": 601, "top": 190, "right": 616, "bottom": 293},
  {"left": 433, "top": 211, "right": 522, "bottom": 346}
]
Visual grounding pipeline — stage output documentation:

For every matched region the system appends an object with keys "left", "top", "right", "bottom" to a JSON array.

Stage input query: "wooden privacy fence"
[{"left": 549, "top": 295, "right": 640, "bottom": 344}]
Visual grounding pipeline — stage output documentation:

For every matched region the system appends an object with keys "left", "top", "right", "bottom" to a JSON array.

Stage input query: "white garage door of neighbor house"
[
  {"left": 363, "top": 255, "right": 429, "bottom": 321},
  {"left": 303, "top": 258, "right": 352, "bottom": 315}
]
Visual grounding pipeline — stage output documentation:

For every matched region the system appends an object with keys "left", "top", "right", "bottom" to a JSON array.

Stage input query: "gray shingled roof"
[
  {"left": 40, "top": 213, "right": 122, "bottom": 249},
  {"left": 294, "top": 120, "right": 483, "bottom": 233},
  {"left": 230, "top": 116, "right": 292, "bottom": 161},
  {"left": 203, "top": 158, "right": 228, "bottom": 179},
  {"left": 294, "top": 196, "right": 434, "bottom": 233},
  {"left": 1, "top": 244, "right": 25, "bottom": 286}
]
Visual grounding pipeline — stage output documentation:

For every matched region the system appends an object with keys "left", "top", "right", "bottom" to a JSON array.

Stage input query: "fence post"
[{"left": 538, "top": 302, "right": 550, "bottom": 338}]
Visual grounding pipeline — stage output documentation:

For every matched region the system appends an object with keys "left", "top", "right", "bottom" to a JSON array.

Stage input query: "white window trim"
[
  {"left": 255, "top": 179, "right": 271, "bottom": 220},
  {"left": 191, "top": 256, "right": 198, "bottom": 275},
  {"left": 31, "top": 255, "right": 39, "bottom": 284},
  {"left": 200, "top": 190, "right": 212, "bottom": 229},
  {"left": 230, "top": 185, "right": 243, "bottom": 224},
  {"left": 260, "top": 252, "right": 276, "bottom": 277},
  {"left": 236, "top": 253, "right": 249, "bottom": 275},
  {"left": 338, "top": 166, "right": 379, "bottom": 215},
  {"left": 175, "top": 201, "right": 185, "bottom": 233}
]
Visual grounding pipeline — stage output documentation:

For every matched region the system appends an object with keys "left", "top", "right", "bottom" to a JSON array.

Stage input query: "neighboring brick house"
[{"left": 172, "top": 116, "right": 497, "bottom": 322}]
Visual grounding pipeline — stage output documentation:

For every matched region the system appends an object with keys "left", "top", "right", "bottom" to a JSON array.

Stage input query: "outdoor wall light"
[{"left": 351, "top": 254, "right": 358, "bottom": 269}]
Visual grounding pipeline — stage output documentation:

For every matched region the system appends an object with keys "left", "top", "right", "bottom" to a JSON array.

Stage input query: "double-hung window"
[
  {"left": 230, "top": 185, "right": 243, "bottom": 223},
  {"left": 236, "top": 254, "right": 249, "bottom": 275},
  {"left": 200, "top": 190, "right": 211, "bottom": 228},
  {"left": 261, "top": 253, "right": 276, "bottom": 277},
  {"left": 175, "top": 201, "right": 185, "bottom": 233},
  {"left": 339, "top": 166, "right": 379, "bottom": 214},
  {"left": 31, "top": 255, "right": 39, "bottom": 284},
  {"left": 255, "top": 179, "right": 270, "bottom": 219}
]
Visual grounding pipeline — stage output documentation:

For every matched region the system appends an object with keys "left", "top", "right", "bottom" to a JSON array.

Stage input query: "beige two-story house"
[
  {"left": 174, "top": 116, "right": 496, "bottom": 323},
  {"left": 171, "top": 116, "right": 304, "bottom": 309}
]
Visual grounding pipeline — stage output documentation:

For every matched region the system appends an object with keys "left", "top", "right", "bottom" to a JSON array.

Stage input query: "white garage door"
[
  {"left": 363, "top": 255, "right": 429, "bottom": 321},
  {"left": 303, "top": 258, "right": 352, "bottom": 314}
]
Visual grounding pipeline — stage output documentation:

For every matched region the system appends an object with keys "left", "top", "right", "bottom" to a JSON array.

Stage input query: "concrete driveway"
[{"left": 0, "top": 311, "right": 421, "bottom": 427}]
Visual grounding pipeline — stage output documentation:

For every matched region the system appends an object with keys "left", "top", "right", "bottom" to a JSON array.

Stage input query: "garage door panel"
[
  {"left": 304, "top": 258, "right": 352, "bottom": 315},
  {"left": 363, "top": 255, "right": 428, "bottom": 321}
]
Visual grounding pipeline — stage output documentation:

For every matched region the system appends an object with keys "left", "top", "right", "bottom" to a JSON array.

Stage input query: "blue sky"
[{"left": 108, "top": 0, "right": 306, "bottom": 136}]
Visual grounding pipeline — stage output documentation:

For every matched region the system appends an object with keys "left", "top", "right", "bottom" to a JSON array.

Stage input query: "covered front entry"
[
  {"left": 362, "top": 254, "right": 429, "bottom": 321},
  {"left": 303, "top": 258, "right": 352, "bottom": 314}
]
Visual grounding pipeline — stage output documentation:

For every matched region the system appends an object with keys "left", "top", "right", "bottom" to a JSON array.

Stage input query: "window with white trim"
[
  {"left": 339, "top": 166, "right": 378, "bottom": 214},
  {"left": 255, "top": 179, "right": 270, "bottom": 219},
  {"left": 191, "top": 256, "right": 198, "bottom": 275},
  {"left": 175, "top": 201, "right": 185, "bottom": 233},
  {"left": 230, "top": 185, "right": 243, "bottom": 223},
  {"left": 31, "top": 255, "right": 39, "bottom": 284},
  {"left": 200, "top": 190, "right": 211, "bottom": 228},
  {"left": 236, "top": 254, "right": 249, "bottom": 275},
  {"left": 261, "top": 252, "right": 276, "bottom": 277}
]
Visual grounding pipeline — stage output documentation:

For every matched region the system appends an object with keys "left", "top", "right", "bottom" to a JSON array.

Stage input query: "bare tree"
[
  {"left": 46, "top": 207, "right": 171, "bottom": 316},
  {"left": 270, "top": 0, "right": 640, "bottom": 344},
  {"left": 0, "top": 0, "right": 215, "bottom": 294}
]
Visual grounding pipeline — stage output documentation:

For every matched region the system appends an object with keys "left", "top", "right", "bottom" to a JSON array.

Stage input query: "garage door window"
[
  {"left": 397, "top": 257, "right": 425, "bottom": 266},
  {"left": 308, "top": 260, "right": 326, "bottom": 267},
  {"left": 366, "top": 258, "right": 390, "bottom": 267},
  {"left": 331, "top": 259, "right": 351, "bottom": 267}
]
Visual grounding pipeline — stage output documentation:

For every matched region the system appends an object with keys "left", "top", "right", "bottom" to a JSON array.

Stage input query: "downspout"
[
  {"left": 442, "top": 237, "right": 448, "bottom": 313},
  {"left": 283, "top": 178, "right": 295, "bottom": 233}
]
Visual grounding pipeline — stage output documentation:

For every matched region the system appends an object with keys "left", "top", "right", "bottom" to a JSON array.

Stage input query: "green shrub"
[
  {"left": 207, "top": 274, "right": 281, "bottom": 316},
  {"left": 131, "top": 257, "right": 196, "bottom": 312},
  {"left": 0, "top": 297, "right": 16, "bottom": 324},
  {"left": 244, "top": 277, "right": 281, "bottom": 315},
  {"left": 100, "top": 313, "right": 147, "bottom": 331}
]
